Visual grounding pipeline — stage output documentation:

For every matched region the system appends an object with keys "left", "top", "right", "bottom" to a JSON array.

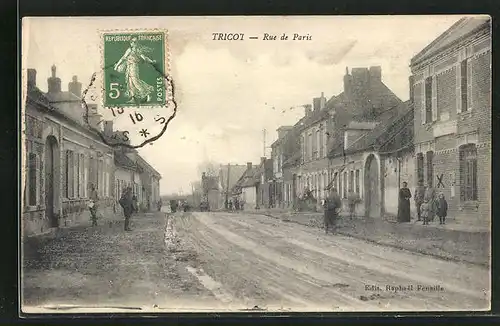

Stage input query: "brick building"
[
  {"left": 410, "top": 16, "right": 491, "bottom": 225},
  {"left": 291, "top": 66, "right": 402, "bottom": 212},
  {"left": 23, "top": 66, "right": 115, "bottom": 236}
]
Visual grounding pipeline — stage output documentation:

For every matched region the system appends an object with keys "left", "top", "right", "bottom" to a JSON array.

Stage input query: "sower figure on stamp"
[
  {"left": 88, "top": 183, "right": 99, "bottom": 226},
  {"left": 113, "top": 37, "right": 156, "bottom": 103},
  {"left": 414, "top": 179, "right": 425, "bottom": 221},
  {"left": 119, "top": 187, "right": 134, "bottom": 231},
  {"left": 323, "top": 187, "right": 342, "bottom": 234}
]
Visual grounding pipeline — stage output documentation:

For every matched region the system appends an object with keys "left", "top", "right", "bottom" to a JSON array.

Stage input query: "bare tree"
[{"left": 197, "top": 160, "right": 220, "bottom": 177}]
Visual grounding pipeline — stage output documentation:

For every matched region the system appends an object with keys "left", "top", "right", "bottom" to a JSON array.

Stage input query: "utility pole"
[
  {"left": 225, "top": 163, "right": 231, "bottom": 210},
  {"left": 263, "top": 128, "right": 267, "bottom": 157}
]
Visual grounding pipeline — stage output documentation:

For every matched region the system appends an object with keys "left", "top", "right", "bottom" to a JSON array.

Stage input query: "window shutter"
[
  {"left": 63, "top": 151, "right": 68, "bottom": 198},
  {"left": 467, "top": 59, "right": 473, "bottom": 110},
  {"left": 35, "top": 154, "right": 40, "bottom": 205},
  {"left": 432, "top": 75, "right": 438, "bottom": 121},
  {"left": 421, "top": 82, "right": 426, "bottom": 125},
  {"left": 38, "top": 155, "right": 43, "bottom": 205},
  {"left": 456, "top": 65, "right": 461, "bottom": 113}
]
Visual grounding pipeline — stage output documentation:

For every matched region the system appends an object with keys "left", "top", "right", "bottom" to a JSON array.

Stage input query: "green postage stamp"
[{"left": 101, "top": 30, "right": 168, "bottom": 108}]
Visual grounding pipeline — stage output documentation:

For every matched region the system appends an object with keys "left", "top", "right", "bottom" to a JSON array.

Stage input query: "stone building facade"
[
  {"left": 410, "top": 16, "right": 491, "bottom": 225},
  {"left": 23, "top": 66, "right": 115, "bottom": 236}
]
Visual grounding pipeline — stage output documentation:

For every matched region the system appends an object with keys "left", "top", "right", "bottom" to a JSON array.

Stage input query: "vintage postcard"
[{"left": 20, "top": 15, "right": 491, "bottom": 314}]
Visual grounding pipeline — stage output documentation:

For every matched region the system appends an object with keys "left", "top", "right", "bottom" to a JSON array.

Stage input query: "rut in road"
[{"left": 177, "top": 212, "right": 489, "bottom": 311}]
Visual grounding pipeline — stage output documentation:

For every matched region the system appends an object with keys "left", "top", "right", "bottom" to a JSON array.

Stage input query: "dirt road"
[{"left": 175, "top": 212, "right": 490, "bottom": 312}]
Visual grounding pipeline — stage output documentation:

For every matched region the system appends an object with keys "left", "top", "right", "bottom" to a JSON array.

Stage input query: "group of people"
[
  {"left": 225, "top": 198, "right": 244, "bottom": 211},
  {"left": 87, "top": 184, "right": 140, "bottom": 232},
  {"left": 398, "top": 180, "right": 448, "bottom": 225}
]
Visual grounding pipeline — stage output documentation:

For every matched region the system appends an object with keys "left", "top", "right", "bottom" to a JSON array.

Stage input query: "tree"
[{"left": 197, "top": 160, "right": 220, "bottom": 177}]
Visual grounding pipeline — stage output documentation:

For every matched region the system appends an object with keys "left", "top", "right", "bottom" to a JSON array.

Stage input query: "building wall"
[
  {"left": 411, "top": 27, "right": 491, "bottom": 224},
  {"left": 242, "top": 186, "right": 257, "bottom": 209},
  {"left": 23, "top": 108, "right": 115, "bottom": 237},
  {"left": 328, "top": 153, "right": 365, "bottom": 215},
  {"left": 115, "top": 168, "right": 134, "bottom": 199},
  {"left": 382, "top": 151, "right": 416, "bottom": 217}
]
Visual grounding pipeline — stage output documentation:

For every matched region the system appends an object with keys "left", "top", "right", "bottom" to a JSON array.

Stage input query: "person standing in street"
[
  {"left": 347, "top": 190, "right": 359, "bottom": 220},
  {"left": 414, "top": 179, "right": 426, "bottom": 221},
  {"left": 119, "top": 187, "right": 134, "bottom": 231},
  {"left": 323, "top": 187, "right": 342, "bottom": 234},
  {"left": 397, "top": 182, "right": 412, "bottom": 223},
  {"left": 89, "top": 184, "right": 99, "bottom": 226},
  {"left": 436, "top": 192, "right": 448, "bottom": 225},
  {"left": 424, "top": 182, "right": 437, "bottom": 222},
  {"left": 420, "top": 198, "right": 431, "bottom": 225}
]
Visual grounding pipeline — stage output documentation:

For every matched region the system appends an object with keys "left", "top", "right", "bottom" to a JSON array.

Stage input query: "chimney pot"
[
  {"left": 369, "top": 66, "right": 382, "bottom": 81},
  {"left": 47, "top": 65, "right": 62, "bottom": 93}
]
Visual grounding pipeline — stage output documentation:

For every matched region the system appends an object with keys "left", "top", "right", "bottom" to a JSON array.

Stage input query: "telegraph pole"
[{"left": 263, "top": 128, "right": 267, "bottom": 157}]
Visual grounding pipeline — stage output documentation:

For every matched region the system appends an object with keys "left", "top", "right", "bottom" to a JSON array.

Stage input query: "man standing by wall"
[
  {"left": 119, "top": 187, "right": 134, "bottom": 231},
  {"left": 89, "top": 184, "right": 99, "bottom": 226}
]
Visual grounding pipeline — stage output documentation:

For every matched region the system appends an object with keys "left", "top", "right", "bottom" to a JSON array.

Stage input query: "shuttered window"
[
  {"left": 417, "top": 153, "right": 424, "bottom": 183},
  {"left": 460, "top": 59, "right": 468, "bottom": 112},
  {"left": 426, "top": 151, "right": 434, "bottom": 187},
  {"left": 459, "top": 144, "right": 478, "bottom": 201},
  {"left": 65, "top": 150, "right": 74, "bottom": 198},
  {"left": 349, "top": 171, "right": 354, "bottom": 192},
  {"left": 28, "top": 153, "right": 37, "bottom": 206},
  {"left": 425, "top": 77, "right": 433, "bottom": 123},
  {"left": 355, "top": 170, "right": 360, "bottom": 195}
]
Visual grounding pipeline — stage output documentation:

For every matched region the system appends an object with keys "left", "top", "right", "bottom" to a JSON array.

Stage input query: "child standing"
[
  {"left": 420, "top": 199, "right": 430, "bottom": 225},
  {"left": 436, "top": 192, "right": 448, "bottom": 225}
]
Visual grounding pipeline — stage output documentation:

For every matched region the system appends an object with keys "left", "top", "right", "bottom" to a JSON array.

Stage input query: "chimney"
[
  {"left": 304, "top": 104, "right": 312, "bottom": 117},
  {"left": 343, "top": 67, "right": 353, "bottom": 98},
  {"left": 103, "top": 120, "right": 113, "bottom": 136},
  {"left": 27, "top": 69, "right": 37, "bottom": 88},
  {"left": 409, "top": 75, "right": 414, "bottom": 105},
  {"left": 68, "top": 75, "right": 82, "bottom": 98},
  {"left": 87, "top": 104, "right": 102, "bottom": 130},
  {"left": 47, "top": 64, "right": 62, "bottom": 93},
  {"left": 313, "top": 97, "right": 321, "bottom": 111},
  {"left": 320, "top": 92, "right": 326, "bottom": 109},
  {"left": 247, "top": 162, "right": 252, "bottom": 171},
  {"left": 369, "top": 66, "right": 382, "bottom": 82}
]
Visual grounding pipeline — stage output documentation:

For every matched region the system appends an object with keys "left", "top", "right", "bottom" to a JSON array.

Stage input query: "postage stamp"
[{"left": 102, "top": 30, "right": 168, "bottom": 108}]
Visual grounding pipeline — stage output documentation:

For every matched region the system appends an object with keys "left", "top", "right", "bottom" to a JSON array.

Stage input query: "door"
[
  {"left": 365, "top": 154, "right": 380, "bottom": 218},
  {"left": 45, "top": 136, "right": 59, "bottom": 227}
]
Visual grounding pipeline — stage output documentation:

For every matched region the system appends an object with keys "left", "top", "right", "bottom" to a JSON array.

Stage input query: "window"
[
  {"left": 301, "top": 135, "right": 306, "bottom": 163},
  {"left": 349, "top": 171, "right": 354, "bottom": 192},
  {"left": 338, "top": 172, "right": 342, "bottom": 197},
  {"left": 343, "top": 172, "right": 347, "bottom": 199},
  {"left": 76, "top": 154, "right": 81, "bottom": 197},
  {"left": 355, "top": 170, "right": 360, "bottom": 194},
  {"left": 425, "top": 77, "right": 433, "bottom": 123},
  {"left": 416, "top": 153, "right": 424, "bottom": 183},
  {"left": 312, "top": 131, "right": 318, "bottom": 159},
  {"left": 460, "top": 59, "right": 469, "bottom": 112},
  {"left": 65, "top": 150, "right": 74, "bottom": 198},
  {"left": 459, "top": 144, "right": 478, "bottom": 201},
  {"left": 426, "top": 151, "right": 434, "bottom": 187},
  {"left": 27, "top": 153, "right": 37, "bottom": 206}
]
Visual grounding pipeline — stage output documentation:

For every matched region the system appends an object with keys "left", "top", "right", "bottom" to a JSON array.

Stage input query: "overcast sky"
[{"left": 23, "top": 15, "right": 468, "bottom": 194}]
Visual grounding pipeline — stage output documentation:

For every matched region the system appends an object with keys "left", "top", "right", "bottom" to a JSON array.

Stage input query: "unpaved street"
[
  {"left": 175, "top": 212, "right": 490, "bottom": 312},
  {"left": 22, "top": 211, "right": 490, "bottom": 313}
]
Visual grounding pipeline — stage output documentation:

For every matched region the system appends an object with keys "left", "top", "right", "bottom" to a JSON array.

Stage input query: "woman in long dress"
[
  {"left": 114, "top": 37, "right": 156, "bottom": 103},
  {"left": 397, "top": 182, "right": 412, "bottom": 223}
]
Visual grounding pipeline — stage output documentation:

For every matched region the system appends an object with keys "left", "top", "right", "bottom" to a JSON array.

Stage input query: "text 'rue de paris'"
[{"left": 211, "top": 33, "right": 312, "bottom": 41}]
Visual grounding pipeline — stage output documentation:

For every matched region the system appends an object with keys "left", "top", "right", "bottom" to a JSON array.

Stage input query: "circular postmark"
[{"left": 81, "top": 29, "right": 176, "bottom": 148}]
